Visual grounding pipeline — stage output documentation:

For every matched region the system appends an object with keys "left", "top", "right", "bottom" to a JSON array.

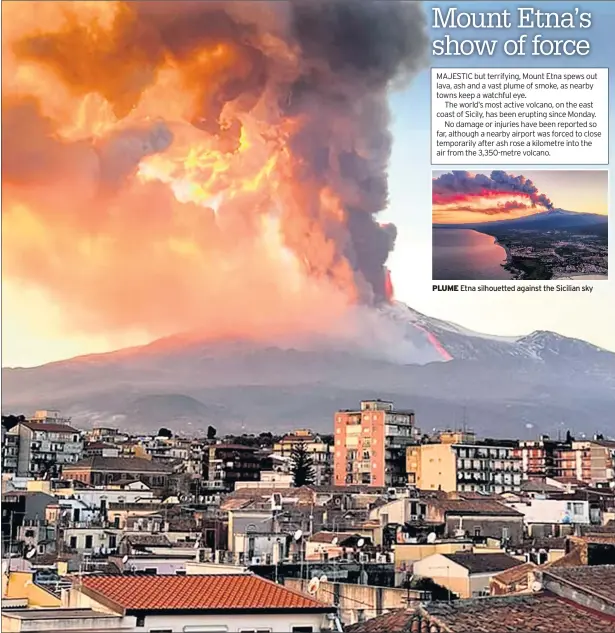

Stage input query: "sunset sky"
[
  {"left": 2, "top": 0, "right": 614, "bottom": 368},
  {"left": 432, "top": 170, "right": 609, "bottom": 225}
]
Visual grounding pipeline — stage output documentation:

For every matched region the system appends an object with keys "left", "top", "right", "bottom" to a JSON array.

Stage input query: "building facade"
[
  {"left": 273, "top": 429, "right": 333, "bottom": 486},
  {"left": 4, "top": 413, "right": 83, "bottom": 478},
  {"left": 207, "top": 444, "right": 262, "bottom": 490},
  {"left": 515, "top": 436, "right": 561, "bottom": 480},
  {"left": 565, "top": 439, "right": 615, "bottom": 486},
  {"left": 334, "top": 400, "right": 418, "bottom": 487},
  {"left": 407, "top": 432, "right": 521, "bottom": 494},
  {"left": 62, "top": 456, "right": 172, "bottom": 493}
]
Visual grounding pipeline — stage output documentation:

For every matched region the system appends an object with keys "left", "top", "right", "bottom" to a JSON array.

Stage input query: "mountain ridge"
[
  {"left": 433, "top": 208, "right": 608, "bottom": 232},
  {"left": 3, "top": 302, "right": 613, "bottom": 438}
]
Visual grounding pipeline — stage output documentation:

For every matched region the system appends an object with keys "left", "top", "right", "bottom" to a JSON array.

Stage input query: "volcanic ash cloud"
[
  {"left": 2, "top": 0, "right": 428, "bottom": 344},
  {"left": 432, "top": 170, "right": 554, "bottom": 213}
]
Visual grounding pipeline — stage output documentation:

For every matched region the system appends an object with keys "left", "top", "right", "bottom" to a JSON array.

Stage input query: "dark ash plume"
[{"left": 433, "top": 170, "right": 554, "bottom": 210}]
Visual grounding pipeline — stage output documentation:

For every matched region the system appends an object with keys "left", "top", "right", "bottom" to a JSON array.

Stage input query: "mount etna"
[{"left": 2, "top": 302, "right": 613, "bottom": 438}]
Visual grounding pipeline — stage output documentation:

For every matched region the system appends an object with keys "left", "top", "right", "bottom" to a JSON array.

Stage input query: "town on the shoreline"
[{"left": 2, "top": 401, "right": 615, "bottom": 632}]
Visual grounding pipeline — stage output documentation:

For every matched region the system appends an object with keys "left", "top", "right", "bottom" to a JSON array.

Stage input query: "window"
[
  {"left": 291, "top": 628, "right": 313, "bottom": 633},
  {"left": 136, "top": 615, "right": 145, "bottom": 627},
  {"left": 474, "top": 527, "right": 482, "bottom": 537},
  {"left": 85, "top": 535, "right": 93, "bottom": 548},
  {"left": 69, "top": 536, "right": 77, "bottom": 549}
]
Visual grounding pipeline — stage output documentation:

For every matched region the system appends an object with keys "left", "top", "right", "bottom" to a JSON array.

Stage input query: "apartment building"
[
  {"left": 564, "top": 439, "right": 615, "bottom": 486},
  {"left": 3, "top": 412, "right": 83, "bottom": 478},
  {"left": 406, "top": 431, "right": 521, "bottom": 494},
  {"left": 273, "top": 429, "right": 333, "bottom": 486},
  {"left": 515, "top": 436, "right": 561, "bottom": 480},
  {"left": 206, "top": 444, "right": 261, "bottom": 490},
  {"left": 334, "top": 400, "right": 419, "bottom": 487}
]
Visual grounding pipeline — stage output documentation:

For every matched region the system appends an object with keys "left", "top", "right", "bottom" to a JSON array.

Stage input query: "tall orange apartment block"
[{"left": 334, "top": 400, "right": 418, "bottom": 487}]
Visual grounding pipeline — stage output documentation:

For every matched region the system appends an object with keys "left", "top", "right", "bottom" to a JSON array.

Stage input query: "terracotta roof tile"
[
  {"left": 345, "top": 609, "right": 414, "bottom": 633},
  {"left": 431, "top": 498, "right": 523, "bottom": 516},
  {"left": 78, "top": 574, "right": 332, "bottom": 613},
  {"left": 220, "top": 486, "right": 316, "bottom": 511},
  {"left": 310, "top": 531, "right": 358, "bottom": 544},
  {"left": 23, "top": 421, "right": 80, "bottom": 434},
  {"left": 546, "top": 565, "right": 615, "bottom": 603},
  {"left": 423, "top": 594, "right": 615, "bottom": 632},
  {"left": 347, "top": 594, "right": 615, "bottom": 633}
]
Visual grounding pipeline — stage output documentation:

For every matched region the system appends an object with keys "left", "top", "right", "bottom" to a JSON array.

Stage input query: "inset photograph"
[{"left": 432, "top": 170, "right": 608, "bottom": 281}]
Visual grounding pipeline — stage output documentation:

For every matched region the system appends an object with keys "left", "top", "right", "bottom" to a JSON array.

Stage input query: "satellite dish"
[
  {"left": 122, "top": 555, "right": 129, "bottom": 564},
  {"left": 427, "top": 532, "right": 437, "bottom": 544},
  {"left": 25, "top": 549, "right": 37, "bottom": 559},
  {"left": 331, "top": 536, "right": 339, "bottom": 546},
  {"left": 307, "top": 577, "right": 320, "bottom": 594},
  {"left": 319, "top": 574, "right": 328, "bottom": 583},
  {"left": 531, "top": 581, "right": 543, "bottom": 593},
  {"left": 357, "top": 538, "right": 365, "bottom": 548},
  {"left": 293, "top": 529, "right": 303, "bottom": 541}
]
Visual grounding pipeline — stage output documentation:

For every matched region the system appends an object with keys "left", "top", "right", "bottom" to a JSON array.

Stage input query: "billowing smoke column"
[
  {"left": 433, "top": 170, "right": 554, "bottom": 210},
  {"left": 2, "top": 1, "right": 427, "bottom": 344}
]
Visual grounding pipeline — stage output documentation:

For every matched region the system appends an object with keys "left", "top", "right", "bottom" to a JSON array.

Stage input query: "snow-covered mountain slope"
[{"left": 3, "top": 302, "right": 614, "bottom": 436}]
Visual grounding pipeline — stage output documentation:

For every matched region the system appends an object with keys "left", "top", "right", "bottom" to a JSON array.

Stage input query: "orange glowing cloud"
[{"left": 2, "top": 1, "right": 428, "bottom": 349}]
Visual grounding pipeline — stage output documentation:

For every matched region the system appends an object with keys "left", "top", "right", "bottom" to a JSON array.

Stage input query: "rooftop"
[
  {"left": 78, "top": 573, "right": 334, "bottom": 614},
  {"left": 22, "top": 420, "right": 80, "bottom": 434},
  {"left": 546, "top": 565, "right": 615, "bottom": 604},
  {"left": 346, "top": 594, "right": 615, "bottom": 633},
  {"left": 220, "top": 486, "right": 316, "bottom": 511},
  {"left": 2, "top": 608, "right": 119, "bottom": 621},
  {"left": 491, "top": 561, "right": 537, "bottom": 586},
  {"left": 309, "top": 531, "right": 368, "bottom": 545},
  {"left": 122, "top": 534, "right": 171, "bottom": 547},
  {"left": 431, "top": 498, "right": 523, "bottom": 517},
  {"left": 442, "top": 552, "right": 523, "bottom": 574},
  {"left": 63, "top": 456, "right": 173, "bottom": 473}
]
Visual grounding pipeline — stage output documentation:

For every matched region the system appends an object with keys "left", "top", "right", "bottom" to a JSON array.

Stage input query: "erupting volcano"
[{"left": 2, "top": 0, "right": 429, "bottom": 355}]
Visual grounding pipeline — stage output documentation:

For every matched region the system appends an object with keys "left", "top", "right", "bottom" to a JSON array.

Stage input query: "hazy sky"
[{"left": 2, "top": 0, "right": 614, "bottom": 367}]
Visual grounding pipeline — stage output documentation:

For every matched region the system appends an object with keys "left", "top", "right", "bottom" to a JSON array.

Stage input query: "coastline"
[
  {"left": 469, "top": 229, "right": 512, "bottom": 266},
  {"left": 492, "top": 235, "right": 512, "bottom": 266}
]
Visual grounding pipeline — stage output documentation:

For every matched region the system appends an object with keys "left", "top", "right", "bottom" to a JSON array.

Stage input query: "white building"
[{"left": 509, "top": 498, "right": 591, "bottom": 531}]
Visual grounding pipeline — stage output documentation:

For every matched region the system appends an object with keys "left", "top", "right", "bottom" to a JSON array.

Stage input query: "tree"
[
  {"left": 1, "top": 414, "right": 25, "bottom": 432},
  {"left": 405, "top": 576, "right": 457, "bottom": 601},
  {"left": 207, "top": 426, "right": 217, "bottom": 440},
  {"left": 290, "top": 442, "right": 315, "bottom": 487},
  {"left": 157, "top": 427, "right": 172, "bottom": 438}
]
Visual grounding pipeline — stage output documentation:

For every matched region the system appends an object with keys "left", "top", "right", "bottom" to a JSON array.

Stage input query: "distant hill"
[{"left": 435, "top": 209, "right": 608, "bottom": 232}]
